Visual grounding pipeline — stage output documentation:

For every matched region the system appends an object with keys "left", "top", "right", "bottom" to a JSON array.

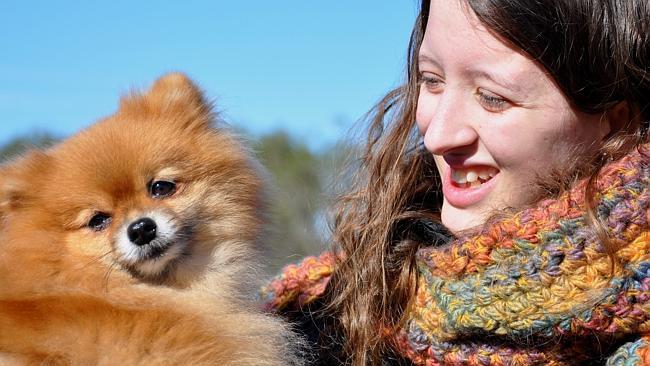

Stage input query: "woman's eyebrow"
[
  {"left": 468, "top": 68, "right": 526, "bottom": 94},
  {"left": 418, "top": 53, "right": 530, "bottom": 96},
  {"left": 417, "top": 54, "right": 442, "bottom": 68}
]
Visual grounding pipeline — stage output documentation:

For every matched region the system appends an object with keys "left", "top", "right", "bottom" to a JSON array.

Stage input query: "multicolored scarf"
[{"left": 263, "top": 143, "right": 650, "bottom": 365}]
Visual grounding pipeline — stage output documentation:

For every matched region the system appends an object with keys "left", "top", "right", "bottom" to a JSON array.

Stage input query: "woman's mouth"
[
  {"left": 443, "top": 166, "right": 499, "bottom": 208},
  {"left": 450, "top": 166, "right": 498, "bottom": 187}
]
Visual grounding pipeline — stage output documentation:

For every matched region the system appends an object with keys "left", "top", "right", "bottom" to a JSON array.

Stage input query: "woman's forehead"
[
  {"left": 420, "top": 0, "right": 556, "bottom": 100},
  {"left": 423, "top": 0, "right": 517, "bottom": 61}
]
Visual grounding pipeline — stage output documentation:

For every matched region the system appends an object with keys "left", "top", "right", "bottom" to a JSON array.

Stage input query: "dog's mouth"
[
  {"left": 114, "top": 214, "right": 194, "bottom": 283},
  {"left": 139, "top": 238, "right": 175, "bottom": 260},
  {"left": 119, "top": 237, "right": 192, "bottom": 284}
]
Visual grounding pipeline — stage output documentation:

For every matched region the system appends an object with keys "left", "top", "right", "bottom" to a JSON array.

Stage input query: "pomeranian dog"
[{"left": 0, "top": 73, "right": 302, "bottom": 365}]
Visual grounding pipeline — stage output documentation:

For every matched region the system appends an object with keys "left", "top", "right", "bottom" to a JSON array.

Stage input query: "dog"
[{"left": 0, "top": 73, "right": 302, "bottom": 365}]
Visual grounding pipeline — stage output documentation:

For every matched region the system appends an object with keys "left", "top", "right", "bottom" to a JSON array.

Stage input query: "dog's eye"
[
  {"left": 88, "top": 213, "right": 112, "bottom": 231},
  {"left": 150, "top": 180, "right": 176, "bottom": 199}
]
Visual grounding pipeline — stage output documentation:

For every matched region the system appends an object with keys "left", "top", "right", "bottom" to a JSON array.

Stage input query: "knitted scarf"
[{"left": 262, "top": 143, "right": 650, "bottom": 365}]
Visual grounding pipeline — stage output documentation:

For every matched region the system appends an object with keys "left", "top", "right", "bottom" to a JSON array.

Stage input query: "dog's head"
[{"left": 0, "top": 73, "right": 266, "bottom": 290}]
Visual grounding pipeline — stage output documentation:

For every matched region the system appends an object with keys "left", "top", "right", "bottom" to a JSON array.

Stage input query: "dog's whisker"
[
  {"left": 102, "top": 260, "right": 120, "bottom": 292},
  {"left": 82, "top": 249, "right": 115, "bottom": 269}
]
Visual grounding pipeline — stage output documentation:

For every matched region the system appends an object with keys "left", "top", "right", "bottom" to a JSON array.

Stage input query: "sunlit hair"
[{"left": 325, "top": 0, "right": 650, "bottom": 364}]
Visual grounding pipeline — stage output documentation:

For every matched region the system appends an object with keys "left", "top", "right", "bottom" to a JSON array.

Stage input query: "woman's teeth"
[{"left": 451, "top": 167, "right": 498, "bottom": 188}]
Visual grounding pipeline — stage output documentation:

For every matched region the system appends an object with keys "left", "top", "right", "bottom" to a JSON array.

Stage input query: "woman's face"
[{"left": 416, "top": 0, "right": 611, "bottom": 232}]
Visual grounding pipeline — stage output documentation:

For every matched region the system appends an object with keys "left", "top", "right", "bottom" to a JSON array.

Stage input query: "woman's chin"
[{"left": 440, "top": 202, "right": 491, "bottom": 234}]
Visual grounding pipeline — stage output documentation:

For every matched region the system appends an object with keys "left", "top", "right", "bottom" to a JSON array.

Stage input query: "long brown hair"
[{"left": 326, "top": 0, "right": 649, "bottom": 364}]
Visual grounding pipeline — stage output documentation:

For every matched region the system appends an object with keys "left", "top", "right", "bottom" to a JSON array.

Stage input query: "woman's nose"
[{"left": 418, "top": 91, "right": 479, "bottom": 156}]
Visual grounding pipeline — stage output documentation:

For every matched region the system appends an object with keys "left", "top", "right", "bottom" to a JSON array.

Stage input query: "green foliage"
[
  {"left": 0, "top": 133, "right": 59, "bottom": 163},
  {"left": 253, "top": 131, "right": 334, "bottom": 271}
]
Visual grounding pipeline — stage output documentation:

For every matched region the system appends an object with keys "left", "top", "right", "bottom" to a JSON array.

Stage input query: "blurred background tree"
[
  {"left": 0, "top": 130, "right": 352, "bottom": 273},
  {"left": 254, "top": 132, "right": 327, "bottom": 268},
  {"left": 0, "top": 133, "right": 59, "bottom": 162}
]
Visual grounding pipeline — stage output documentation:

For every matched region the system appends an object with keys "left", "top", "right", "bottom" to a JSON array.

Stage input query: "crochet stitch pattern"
[
  {"left": 263, "top": 143, "right": 649, "bottom": 365},
  {"left": 262, "top": 251, "right": 337, "bottom": 312},
  {"left": 401, "top": 144, "right": 650, "bottom": 365}
]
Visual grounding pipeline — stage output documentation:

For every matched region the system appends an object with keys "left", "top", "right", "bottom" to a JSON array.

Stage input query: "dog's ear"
[
  {"left": 0, "top": 151, "right": 50, "bottom": 218},
  {"left": 119, "top": 72, "right": 213, "bottom": 131},
  {"left": 146, "top": 72, "right": 207, "bottom": 110}
]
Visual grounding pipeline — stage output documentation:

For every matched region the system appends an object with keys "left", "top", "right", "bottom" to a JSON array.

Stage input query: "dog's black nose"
[{"left": 127, "top": 217, "right": 157, "bottom": 246}]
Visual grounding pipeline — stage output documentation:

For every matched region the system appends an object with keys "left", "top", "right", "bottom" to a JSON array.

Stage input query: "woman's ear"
[{"left": 603, "top": 101, "right": 634, "bottom": 139}]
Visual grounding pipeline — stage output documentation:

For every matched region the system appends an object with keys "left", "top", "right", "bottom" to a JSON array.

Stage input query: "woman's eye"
[
  {"left": 419, "top": 73, "right": 444, "bottom": 92},
  {"left": 477, "top": 88, "right": 510, "bottom": 112},
  {"left": 149, "top": 180, "right": 177, "bottom": 199},
  {"left": 88, "top": 213, "right": 112, "bottom": 231}
]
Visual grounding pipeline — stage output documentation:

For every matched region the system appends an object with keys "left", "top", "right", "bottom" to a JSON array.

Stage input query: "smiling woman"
[
  {"left": 416, "top": 0, "right": 611, "bottom": 232},
  {"left": 264, "top": 0, "right": 650, "bottom": 365}
]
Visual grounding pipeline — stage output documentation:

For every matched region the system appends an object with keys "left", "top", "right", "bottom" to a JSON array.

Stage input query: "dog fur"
[{"left": 0, "top": 73, "right": 301, "bottom": 365}]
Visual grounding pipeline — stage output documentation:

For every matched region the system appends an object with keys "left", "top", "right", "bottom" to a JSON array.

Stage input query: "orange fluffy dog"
[{"left": 0, "top": 74, "right": 301, "bottom": 365}]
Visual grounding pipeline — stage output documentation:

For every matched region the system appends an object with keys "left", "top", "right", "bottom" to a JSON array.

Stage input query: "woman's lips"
[{"left": 441, "top": 165, "right": 498, "bottom": 208}]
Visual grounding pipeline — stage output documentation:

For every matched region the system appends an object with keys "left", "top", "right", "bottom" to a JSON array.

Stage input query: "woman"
[{"left": 264, "top": 0, "right": 649, "bottom": 364}]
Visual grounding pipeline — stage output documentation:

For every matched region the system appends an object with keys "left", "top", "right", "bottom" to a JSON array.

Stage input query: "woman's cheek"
[
  {"left": 415, "top": 96, "right": 430, "bottom": 134},
  {"left": 416, "top": 92, "right": 442, "bottom": 135}
]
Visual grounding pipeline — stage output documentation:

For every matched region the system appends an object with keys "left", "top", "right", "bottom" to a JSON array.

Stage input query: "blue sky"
[{"left": 0, "top": 1, "right": 417, "bottom": 150}]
